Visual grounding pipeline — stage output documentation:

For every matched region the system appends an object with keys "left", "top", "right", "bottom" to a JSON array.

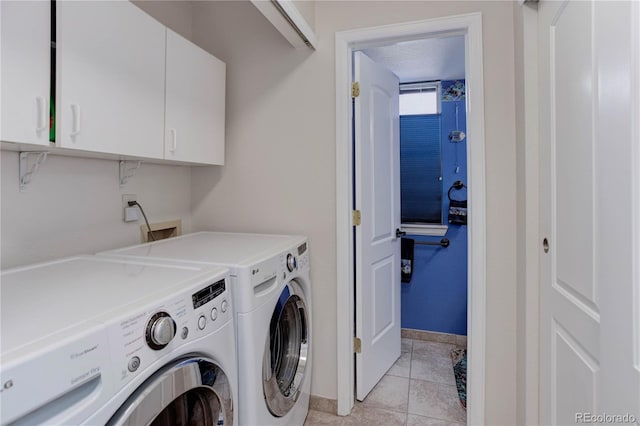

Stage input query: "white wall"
[
  {"left": 514, "top": 3, "right": 540, "bottom": 425},
  {"left": 190, "top": 1, "right": 518, "bottom": 424},
  {"left": 132, "top": 0, "right": 194, "bottom": 40},
  {"left": 0, "top": 1, "right": 196, "bottom": 269},
  {"left": 0, "top": 151, "right": 193, "bottom": 268},
  {"left": 292, "top": 0, "right": 315, "bottom": 32}
]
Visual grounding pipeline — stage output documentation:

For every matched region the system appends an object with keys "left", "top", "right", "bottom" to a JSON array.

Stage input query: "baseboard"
[
  {"left": 401, "top": 328, "right": 467, "bottom": 347},
  {"left": 309, "top": 394, "right": 338, "bottom": 415}
]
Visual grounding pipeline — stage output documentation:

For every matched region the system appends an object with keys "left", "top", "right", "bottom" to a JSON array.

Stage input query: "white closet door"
[
  {"left": 1, "top": 1, "right": 51, "bottom": 146},
  {"left": 539, "top": 0, "right": 640, "bottom": 423},
  {"left": 57, "top": 1, "right": 165, "bottom": 158},
  {"left": 165, "top": 29, "right": 226, "bottom": 165}
]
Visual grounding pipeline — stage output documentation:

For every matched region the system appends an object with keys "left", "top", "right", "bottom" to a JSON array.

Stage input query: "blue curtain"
[{"left": 400, "top": 114, "right": 442, "bottom": 224}]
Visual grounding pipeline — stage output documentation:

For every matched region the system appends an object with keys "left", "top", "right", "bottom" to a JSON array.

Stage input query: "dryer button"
[
  {"left": 211, "top": 307, "right": 218, "bottom": 321},
  {"left": 198, "top": 315, "right": 206, "bottom": 330},
  {"left": 221, "top": 299, "right": 228, "bottom": 313},
  {"left": 128, "top": 356, "right": 141, "bottom": 372},
  {"left": 181, "top": 327, "right": 189, "bottom": 339}
]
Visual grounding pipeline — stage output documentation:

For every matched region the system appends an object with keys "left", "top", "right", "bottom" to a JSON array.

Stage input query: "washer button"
[
  {"left": 128, "top": 356, "right": 141, "bottom": 372},
  {"left": 221, "top": 299, "right": 228, "bottom": 313},
  {"left": 211, "top": 307, "right": 218, "bottom": 321},
  {"left": 181, "top": 327, "right": 189, "bottom": 339},
  {"left": 198, "top": 315, "right": 206, "bottom": 330}
]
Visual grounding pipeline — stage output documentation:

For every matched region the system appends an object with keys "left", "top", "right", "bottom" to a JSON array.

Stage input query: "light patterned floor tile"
[
  {"left": 360, "top": 374, "right": 409, "bottom": 412},
  {"left": 343, "top": 403, "right": 406, "bottom": 426},
  {"left": 387, "top": 351, "right": 411, "bottom": 378},
  {"left": 410, "top": 352, "right": 456, "bottom": 385},
  {"left": 408, "top": 379, "right": 466, "bottom": 423},
  {"left": 407, "top": 413, "right": 466, "bottom": 425},
  {"left": 412, "top": 340, "right": 456, "bottom": 359},
  {"left": 306, "top": 337, "right": 467, "bottom": 425},
  {"left": 402, "top": 338, "right": 414, "bottom": 353}
]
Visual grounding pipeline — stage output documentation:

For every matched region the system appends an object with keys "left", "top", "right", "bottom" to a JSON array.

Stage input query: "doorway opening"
[{"left": 335, "top": 13, "right": 486, "bottom": 424}]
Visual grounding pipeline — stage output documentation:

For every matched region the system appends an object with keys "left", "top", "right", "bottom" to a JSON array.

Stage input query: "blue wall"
[{"left": 401, "top": 82, "right": 468, "bottom": 335}]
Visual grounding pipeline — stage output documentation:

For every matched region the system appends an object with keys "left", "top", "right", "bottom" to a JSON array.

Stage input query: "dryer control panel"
[{"left": 283, "top": 242, "right": 310, "bottom": 276}]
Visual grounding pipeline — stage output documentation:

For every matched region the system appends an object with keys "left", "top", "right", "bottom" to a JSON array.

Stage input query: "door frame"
[{"left": 335, "top": 13, "right": 487, "bottom": 422}]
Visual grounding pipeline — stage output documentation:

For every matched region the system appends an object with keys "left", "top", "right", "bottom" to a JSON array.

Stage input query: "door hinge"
[
  {"left": 354, "top": 337, "right": 362, "bottom": 353},
  {"left": 352, "top": 209, "right": 361, "bottom": 226},
  {"left": 352, "top": 82, "right": 360, "bottom": 98}
]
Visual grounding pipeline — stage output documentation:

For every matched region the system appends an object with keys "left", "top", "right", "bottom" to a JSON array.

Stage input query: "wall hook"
[
  {"left": 119, "top": 160, "right": 142, "bottom": 187},
  {"left": 19, "top": 151, "right": 49, "bottom": 192}
]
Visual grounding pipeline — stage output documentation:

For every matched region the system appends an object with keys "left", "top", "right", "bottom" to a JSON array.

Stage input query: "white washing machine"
[
  {"left": 0, "top": 255, "right": 237, "bottom": 426},
  {"left": 100, "top": 232, "right": 313, "bottom": 426}
]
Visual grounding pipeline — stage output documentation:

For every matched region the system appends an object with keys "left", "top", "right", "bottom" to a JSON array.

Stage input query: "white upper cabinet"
[
  {"left": 165, "top": 29, "right": 226, "bottom": 165},
  {"left": 1, "top": 2, "right": 226, "bottom": 165},
  {"left": 1, "top": 1, "right": 51, "bottom": 146},
  {"left": 57, "top": 1, "right": 166, "bottom": 159}
]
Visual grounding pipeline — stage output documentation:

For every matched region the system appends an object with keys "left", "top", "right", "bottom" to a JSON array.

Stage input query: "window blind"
[{"left": 400, "top": 114, "right": 442, "bottom": 224}]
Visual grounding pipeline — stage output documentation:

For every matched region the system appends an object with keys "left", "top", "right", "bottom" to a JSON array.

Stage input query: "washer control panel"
[{"left": 106, "top": 273, "right": 232, "bottom": 386}]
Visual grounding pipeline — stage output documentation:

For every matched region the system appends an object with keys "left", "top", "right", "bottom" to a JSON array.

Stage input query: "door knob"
[
  {"left": 543, "top": 238, "right": 549, "bottom": 253},
  {"left": 396, "top": 229, "right": 407, "bottom": 238}
]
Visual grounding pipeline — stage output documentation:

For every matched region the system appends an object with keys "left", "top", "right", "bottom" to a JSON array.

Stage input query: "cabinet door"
[
  {"left": 165, "top": 30, "right": 226, "bottom": 165},
  {"left": 57, "top": 2, "right": 165, "bottom": 158},
  {"left": 1, "top": 1, "right": 51, "bottom": 146}
]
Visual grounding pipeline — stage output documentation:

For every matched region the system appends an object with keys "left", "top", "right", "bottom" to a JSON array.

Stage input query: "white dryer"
[
  {"left": 100, "top": 232, "right": 313, "bottom": 426},
  {"left": 0, "top": 255, "right": 237, "bottom": 426}
]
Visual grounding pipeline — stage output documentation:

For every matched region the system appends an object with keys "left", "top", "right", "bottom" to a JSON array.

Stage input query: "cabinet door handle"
[
  {"left": 170, "top": 129, "right": 177, "bottom": 153},
  {"left": 35, "top": 97, "right": 47, "bottom": 132},
  {"left": 70, "top": 104, "right": 81, "bottom": 137}
]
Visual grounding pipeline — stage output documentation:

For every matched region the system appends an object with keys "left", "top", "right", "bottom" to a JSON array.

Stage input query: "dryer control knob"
[
  {"left": 146, "top": 313, "right": 176, "bottom": 350},
  {"left": 286, "top": 254, "right": 297, "bottom": 272}
]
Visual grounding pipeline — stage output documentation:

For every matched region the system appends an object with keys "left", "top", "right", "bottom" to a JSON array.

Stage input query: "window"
[
  {"left": 399, "top": 82, "right": 440, "bottom": 115},
  {"left": 399, "top": 82, "right": 444, "bottom": 228}
]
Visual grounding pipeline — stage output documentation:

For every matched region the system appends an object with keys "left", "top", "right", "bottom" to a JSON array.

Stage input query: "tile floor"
[{"left": 304, "top": 338, "right": 466, "bottom": 426}]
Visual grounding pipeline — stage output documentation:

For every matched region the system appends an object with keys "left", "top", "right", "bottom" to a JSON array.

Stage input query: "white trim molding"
[{"left": 335, "top": 13, "right": 487, "bottom": 423}]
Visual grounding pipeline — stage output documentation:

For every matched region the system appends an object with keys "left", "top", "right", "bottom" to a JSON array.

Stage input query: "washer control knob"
[
  {"left": 198, "top": 315, "right": 206, "bottom": 330},
  {"left": 151, "top": 317, "right": 175, "bottom": 346},
  {"left": 286, "top": 253, "right": 297, "bottom": 272},
  {"left": 211, "top": 307, "right": 218, "bottom": 321},
  {"left": 146, "top": 312, "right": 176, "bottom": 350},
  {"left": 221, "top": 299, "right": 228, "bottom": 313}
]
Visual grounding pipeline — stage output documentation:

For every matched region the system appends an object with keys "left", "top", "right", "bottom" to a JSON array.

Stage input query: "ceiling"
[{"left": 360, "top": 35, "right": 465, "bottom": 83}]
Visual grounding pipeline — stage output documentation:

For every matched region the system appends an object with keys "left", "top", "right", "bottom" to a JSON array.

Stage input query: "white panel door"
[
  {"left": 1, "top": 1, "right": 50, "bottom": 146},
  {"left": 165, "top": 29, "right": 226, "bottom": 165},
  {"left": 354, "top": 51, "right": 401, "bottom": 401},
  {"left": 57, "top": 1, "right": 165, "bottom": 158},
  {"left": 539, "top": 1, "right": 640, "bottom": 424}
]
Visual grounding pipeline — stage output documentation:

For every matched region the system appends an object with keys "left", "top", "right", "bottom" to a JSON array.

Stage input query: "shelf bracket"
[
  {"left": 119, "top": 160, "right": 142, "bottom": 187},
  {"left": 19, "top": 151, "right": 49, "bottom": 192}
]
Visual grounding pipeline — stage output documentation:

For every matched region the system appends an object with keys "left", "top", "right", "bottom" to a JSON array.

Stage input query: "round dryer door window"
[
  {"left": 263, "top": 280, "right": 309, "bottom": 417},
  {"left": 108, "top": 357, "right": 233, "bottom": 426}
]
